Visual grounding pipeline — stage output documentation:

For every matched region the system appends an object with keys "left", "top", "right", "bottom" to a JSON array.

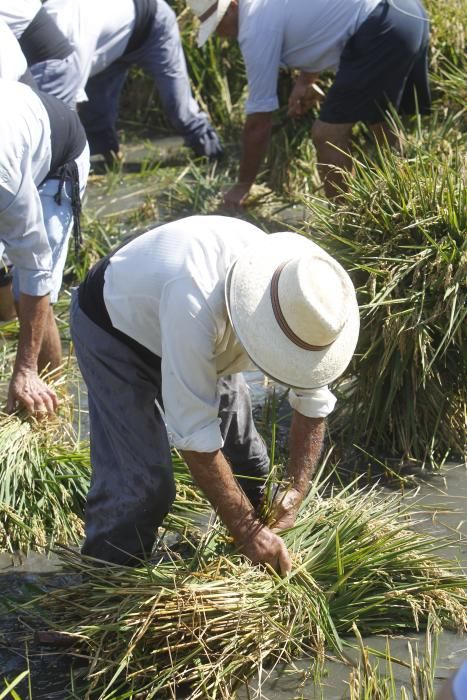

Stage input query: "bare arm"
[
  {"left": 182, "top": 447, "right": 292, "bottom": 575},
  {"left": 223, "top": 112, "right": 274, "bottom": 207},
  {"left": 7, "top": 293, "right": 58, "bottom": 415},
  {"left": 269, "top": 411, "right": 325, "bottom": 531}
]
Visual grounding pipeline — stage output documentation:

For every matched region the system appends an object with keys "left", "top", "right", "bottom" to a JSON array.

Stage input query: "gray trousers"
[{"left": 70, "top": 293, "right": 269, "bottom": 565}]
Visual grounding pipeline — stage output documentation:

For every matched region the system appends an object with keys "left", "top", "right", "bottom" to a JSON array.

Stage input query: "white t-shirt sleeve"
[
  {"left": 0, "top": 152, "right": 53, "bottom": 297},
  {"left": 240, "top": 16, "right": 283, "bottom": 114},
  {"left": 160, "top": 278, "right": 223, "bottom": 453},
  {"left": 288, "top": 385, "right": 337, "bottom": 418}
]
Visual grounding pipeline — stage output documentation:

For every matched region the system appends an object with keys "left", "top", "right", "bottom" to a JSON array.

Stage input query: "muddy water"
[{"left": 0, "top": 141, "right": 465, "bottom": 698}]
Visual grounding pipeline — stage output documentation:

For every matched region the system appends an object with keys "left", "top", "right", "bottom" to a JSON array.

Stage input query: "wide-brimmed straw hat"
[
  {"left": 225, "top": 232, "right": 360, "bottom": 390},
  {"left": 186, "top": 0, "right": 232, "bottom": 47}
]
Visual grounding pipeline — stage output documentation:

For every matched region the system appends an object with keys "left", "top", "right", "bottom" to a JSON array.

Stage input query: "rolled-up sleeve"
[
  {"left": 160, "top": 278, "right": 224, "bottom": 453},
  {"left": 289, "top": 385, "right": 337, "bottom": 418},
  {"left": 0, "top": 153, "right": 53, "bottom": 297}
]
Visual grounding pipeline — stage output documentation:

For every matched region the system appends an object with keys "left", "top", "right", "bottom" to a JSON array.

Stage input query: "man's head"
[
  {"left": 186, "top": 0, "right": 238, "bottom": 47},
  {"left": 225, "top": 233, "right": 360, "bottom": 390}
]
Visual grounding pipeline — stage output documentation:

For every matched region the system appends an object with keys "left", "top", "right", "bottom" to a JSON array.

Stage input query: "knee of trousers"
[
  {"left": 134, "top": 466, "right": 177, "bottom": 527},
  {"left": 83, "top": 468, "right": 177, "bottom": 564}
]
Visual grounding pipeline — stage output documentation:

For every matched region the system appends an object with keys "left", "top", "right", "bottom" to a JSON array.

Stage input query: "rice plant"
[
  {"left": 347, "top": 621, "right": 438, "bottom": 699},
  {"left": 25, "top": 477, "right": 467, "bottom": 699},
  {"left": 0, "top": 367, "right": 91, "bottom": 553},
  {"left": 300, "top": 119, "right": 466, "bottom": 468}
]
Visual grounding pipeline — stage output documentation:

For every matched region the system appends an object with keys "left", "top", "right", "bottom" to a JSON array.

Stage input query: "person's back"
[
  {"left": 44, "top": 0, "right": 223, "bottom": 160},
  {"left": 43, "top": 0, "right": 136, "bottom": 97},
  {"left": 0, "top": 81, "right": 52, "bottom": 196},
  {"left": 0, "top": 0, "right": 81, "bottom": 106}
]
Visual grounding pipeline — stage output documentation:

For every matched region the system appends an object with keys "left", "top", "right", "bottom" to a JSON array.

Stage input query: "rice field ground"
[{"left": 0, "top": 0, "right": 465, "bottom": 696}]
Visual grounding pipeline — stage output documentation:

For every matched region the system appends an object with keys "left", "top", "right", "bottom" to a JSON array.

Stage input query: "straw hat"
[
  {"left": 186, "top": 0, "right": 232, "bottom": 47},
  {"left": 225, "top": 232, "right": 360, "bottom": 390}
]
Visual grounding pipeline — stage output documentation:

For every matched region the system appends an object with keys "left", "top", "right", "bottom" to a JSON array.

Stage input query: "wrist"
[
  {"left": 298, "top": 71, "right": 319, "bottom": 85},
  {"left": 229, "top": 509, "right": 262, "bottom": 545}
]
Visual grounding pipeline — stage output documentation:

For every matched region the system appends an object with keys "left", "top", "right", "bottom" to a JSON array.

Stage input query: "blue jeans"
[{"left": 78, "top": 0, "right": 223, "bottom": 159}]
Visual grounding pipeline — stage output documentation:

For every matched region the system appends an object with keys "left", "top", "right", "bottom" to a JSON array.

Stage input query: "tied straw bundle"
[{"left": 29, "top": 478, "right": 467, "bottom": 699}]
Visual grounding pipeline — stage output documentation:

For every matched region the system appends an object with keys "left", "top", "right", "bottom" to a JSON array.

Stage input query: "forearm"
[
  {"left": 237, "top": 112, "right": 274, "bottom": 187},
  {"left": 182, "top": 449, "right": 259, "bottom": 543},
  {"left": 15, "top": 293, "right": 50, "bottom": 372},
  {"left": 287, "top": 411, "right": 325, "bottom": 497}
]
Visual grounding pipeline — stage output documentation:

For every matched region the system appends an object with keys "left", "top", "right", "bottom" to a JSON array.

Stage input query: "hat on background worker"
[{"left": 186, "top": 0, "right": 232, "bottom": 46}]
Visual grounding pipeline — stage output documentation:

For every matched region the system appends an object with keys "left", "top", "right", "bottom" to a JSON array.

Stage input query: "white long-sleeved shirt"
[
  {"left": 239, "top": 0, "right": 382, "bottom": 114},
  {"left": 0, "top": 0, "right": 41, "bottom": 38},
  {"left": 0, "top": 20, "right": 28, "bottom": 80},
  {"left": 42, "top": 0, "right": 135, "bottom": 100},
  {"left": 102, "top": 215, "right": 337, "bottom": 452},
  {"left": 0, "top": 80, "right": 53, "bottom": 296}
]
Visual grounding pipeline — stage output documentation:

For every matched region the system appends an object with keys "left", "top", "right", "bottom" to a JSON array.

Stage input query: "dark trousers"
[{"left": 70, "top": 293, "right": 269, "bottom": 565}]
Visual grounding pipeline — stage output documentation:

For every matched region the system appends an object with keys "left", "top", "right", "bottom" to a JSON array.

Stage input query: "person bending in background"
[
  {"left": 0, "top": 20, "right": 39, "bottom": 321},
  {"left": 0, "top": 80, "right": 90, "bottom": 415},
  {"left": 0, "top": 0, "right": 81, "bottom": 106},
  {"left": 188, "top": 0, "right": 430, "bottom": 201},
  {"left": 71, "top": 215, "right": 359, "bottom": 572},
  {"left": 43, "top": 0, "right": 223, "bottom": 164}
]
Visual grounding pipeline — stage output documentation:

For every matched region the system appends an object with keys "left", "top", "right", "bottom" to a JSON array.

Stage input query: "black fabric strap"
[
  {"left": 124, "top": 0, "right": 158, "bottom": 55},
  {"left": 19, "top": 6, "right": 72, "bottom": 65},
  {"left": 37, "top": 91, "right": 87, "bottom": 174},
  {"left": 78, "top": 236, "right": 162, "bottom": 366}
]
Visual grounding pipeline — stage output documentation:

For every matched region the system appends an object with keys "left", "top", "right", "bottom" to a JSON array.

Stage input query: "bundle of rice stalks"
[
  {"left": 301, "top": 121, "right": 466, "bottom": 467},
  {"left": 29, "top": 483, "right": 467, "bottom": 699},
  {"left": 0, "top": 408, "right": 90, "bottom": 552}
]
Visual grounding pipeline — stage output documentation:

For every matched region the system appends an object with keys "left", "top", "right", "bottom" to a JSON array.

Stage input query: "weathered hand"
[
  {"left": 223, "top": 183, "right": 251, "bottom": 209},
  {"left": 267, "top": 487, "right": 302, "bottom": 533},
  {"left": 237, "top": 523, "right": 292, "bottom": 576},
  {"left": 7, "top": 367, "right": 59, "bottom": 416},
  {"left": 288, "top": 81, "right": 323, "bottom": 117}
]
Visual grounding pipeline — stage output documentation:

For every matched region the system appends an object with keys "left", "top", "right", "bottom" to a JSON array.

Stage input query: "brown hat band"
[
  {"left": 199, "top": 1, "right": 218, "bottom": 22},
  {"left": 270, "top": 261, "right": 333, "bottom": 352}
]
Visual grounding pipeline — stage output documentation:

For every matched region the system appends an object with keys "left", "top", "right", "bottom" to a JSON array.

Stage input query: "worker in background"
[
  {"left": 0, "top": 0, "right": 81, "bottom": 106},
  {"left": 43, "top": 0, "right": 223, "bottom": 164},
  {"left": 187, "top": 0, "right": 430, "bottom": 201},
  {"left": 0, "top": 79, "right": 90, "bottom": 414}
]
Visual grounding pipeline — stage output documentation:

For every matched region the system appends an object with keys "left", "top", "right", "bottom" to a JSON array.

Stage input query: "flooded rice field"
[{"left": 0, "top": 138, "right": 465, "bottom": 699}]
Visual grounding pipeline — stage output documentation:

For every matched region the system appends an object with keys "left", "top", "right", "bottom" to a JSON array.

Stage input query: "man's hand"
[
  {"left": 237, "top": 522, "right": 292, "bottom": 576},
  {"left": 182, "top": 448, "right": 293, "bottom": 576},
  {"left": 7, "top": 367, "right": 58, "bottom": 416},
  {"left": 288, "top": 71, "right": 323, "bottom": 118},
  {"left": 223, "top": 183, "right": 251, "bottom": 209},
  {"left": 267, "top": 486, "right": 302, "bottom": 533}
]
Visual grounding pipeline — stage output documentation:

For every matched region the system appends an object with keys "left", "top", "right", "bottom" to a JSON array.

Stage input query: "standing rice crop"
[{"left": 301, "top": 118, "right": 466, "bottom": 467}]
